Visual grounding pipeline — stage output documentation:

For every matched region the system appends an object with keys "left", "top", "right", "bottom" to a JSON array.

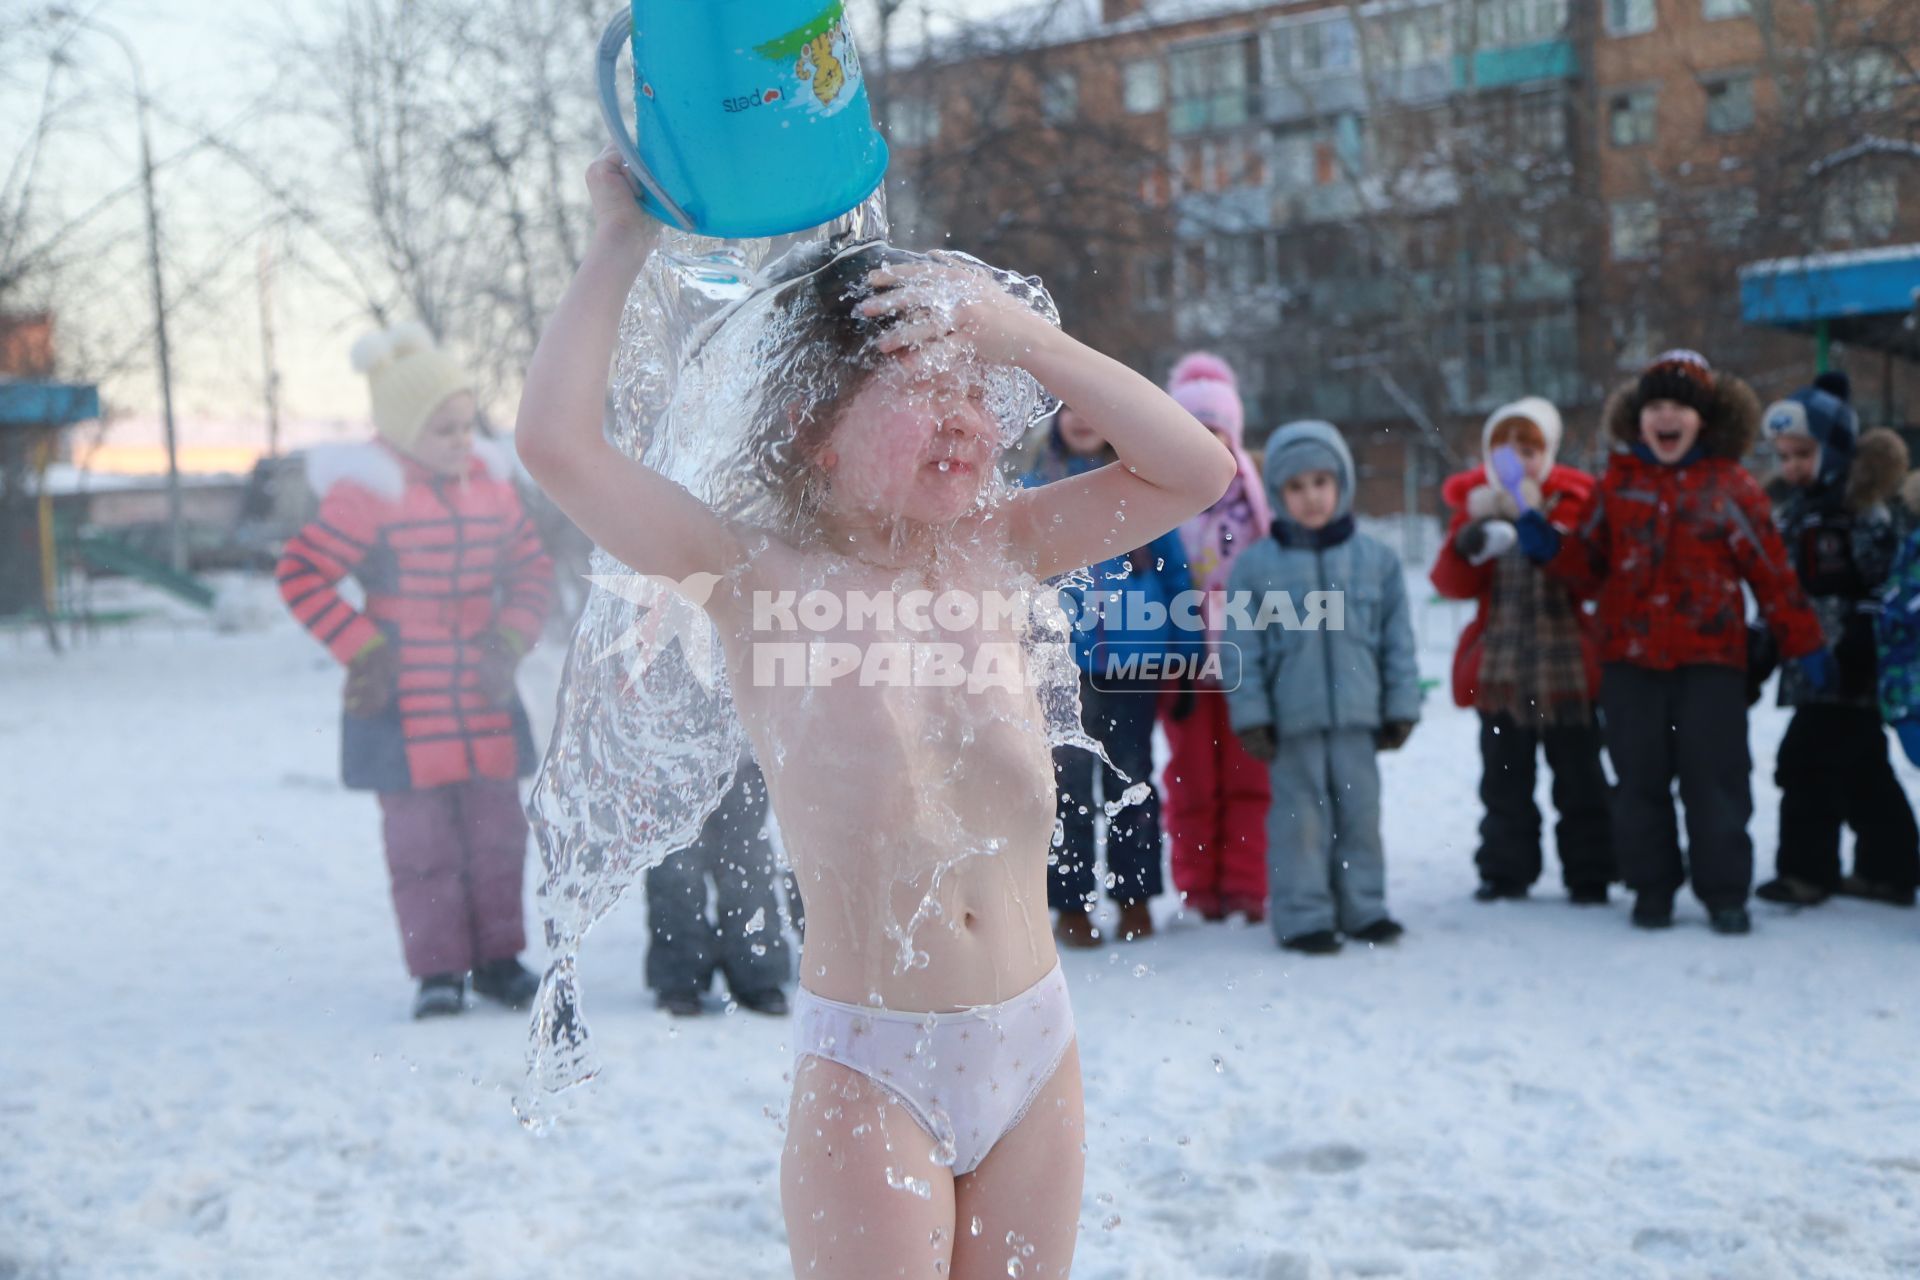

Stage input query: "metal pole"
[
  {"left": 258, "top": 241, "right": 283, "bottom": 459},
  {"left": 82, "top": 19, "right": 185, "bottom": 574}
]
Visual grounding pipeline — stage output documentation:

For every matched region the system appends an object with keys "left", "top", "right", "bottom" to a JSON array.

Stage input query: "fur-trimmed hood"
[
  {"left": 1601, "top": 370, "right": 1762, "bottom": 460},
  {"left": 303, "top": 437, "right": 520, "bottom": 502},
  {"left": 1845, "top": 428, "right": 1909, "bottom": 513}
]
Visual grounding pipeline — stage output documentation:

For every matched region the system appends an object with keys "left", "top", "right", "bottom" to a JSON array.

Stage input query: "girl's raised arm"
[
  {"left": 860, "top": 264, "right": 1236, "bottom": 580},
  {"left": 514, "top": 149, "right": 747, "bottom": 585}
]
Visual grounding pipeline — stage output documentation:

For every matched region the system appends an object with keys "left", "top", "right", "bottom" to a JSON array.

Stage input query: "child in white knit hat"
[
  {"left": 1430, "top": 398, "right": 1614, "bottom": 906},
  {"left": 277, "top": 324, "right": 555, "bottom": 1019}
]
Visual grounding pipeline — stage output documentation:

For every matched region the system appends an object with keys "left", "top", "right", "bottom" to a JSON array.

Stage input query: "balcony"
[{"left": 1452, "top": 39, "right": 1577, "bottom": 91}]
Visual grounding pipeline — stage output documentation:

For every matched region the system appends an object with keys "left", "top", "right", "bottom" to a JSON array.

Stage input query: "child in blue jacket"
[
  {"left": 1024, "top": 406, "right": 1192, "bottom": 947},
  {"left": 1226, "top": 421, "right": 1422, "bottom": 954}
]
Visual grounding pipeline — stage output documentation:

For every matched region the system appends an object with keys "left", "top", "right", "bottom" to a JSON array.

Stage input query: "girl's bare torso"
[{"left": 713, "top": 524, "right": 1060, "bottom": 1012}]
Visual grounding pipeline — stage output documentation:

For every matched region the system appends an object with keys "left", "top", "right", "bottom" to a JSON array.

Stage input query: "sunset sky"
[{"left": 20, "top": 0, "right": 1029, "bottom": 470}]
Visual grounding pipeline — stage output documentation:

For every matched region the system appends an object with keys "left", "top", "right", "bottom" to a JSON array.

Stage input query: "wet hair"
[{"left": 748, "top": 239, "right": 928, "bottom": 528}]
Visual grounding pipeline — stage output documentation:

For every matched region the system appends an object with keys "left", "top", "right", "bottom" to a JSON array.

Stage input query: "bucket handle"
[{"left": 595, "top": 9, "right": 694, "bottom": 232}]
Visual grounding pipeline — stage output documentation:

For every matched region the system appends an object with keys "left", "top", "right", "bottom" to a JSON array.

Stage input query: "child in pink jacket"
[{"left": 1161, "top": 353, "right": 1274, "bottom": 922}]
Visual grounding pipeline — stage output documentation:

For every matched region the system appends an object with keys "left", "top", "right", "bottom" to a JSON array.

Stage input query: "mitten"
[
  {"left": 1795, "top": 647, "right": 1837, "bottom": 695},
  {"left": 1236, "top": 725, "right": 1277, "bottom": 763},
  {"left": 1514, "top": 510, "right": 1562, "bottom": 564},
  {"left": 1375, "top": 720, "right": 1415, "bottom": 751},
  {"left": 344, "top": 636, "right": 399, "bottom": 718},
  {"left": 1456, "top": 519, "right": 1518, "bottom": 567},
  {"left": 475, "top": 629, "right": 529, "bottom": 706}
]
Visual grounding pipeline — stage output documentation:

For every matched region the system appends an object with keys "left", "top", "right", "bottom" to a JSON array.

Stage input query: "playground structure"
[{"left": 1, "top": 379, "right": 220, "bottom": 647}]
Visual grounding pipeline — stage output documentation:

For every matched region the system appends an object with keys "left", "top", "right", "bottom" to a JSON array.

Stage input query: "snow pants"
[
  {"left": 1600, "top": 663, "right": 1753, "bottom": 910},
  {"left": 1266, "top": 728, "right": 1389, "bottom": 941},
  {"left": 1050, "top": 674, "right": 1165, "bottom": 912},
  {"left": 1774, "top": 703, "right": 1920, "bottom": 892},
  {"left": 1475, "top": 711, "right": 1615, "bottom": 891},
  {"left": 377, "top": 778, "right": 528, "bottom": 979},
  {"left": 1162, "top": 685, "right": 1270, "bottom": 910},
  {"left": 644, "top": 760, "right": 793, "bottom": 999}
]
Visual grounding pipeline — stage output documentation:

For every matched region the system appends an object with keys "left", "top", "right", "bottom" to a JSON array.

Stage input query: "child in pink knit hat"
[{"left": 1162, "top": 352, "right": 1274, "bottom": 922}]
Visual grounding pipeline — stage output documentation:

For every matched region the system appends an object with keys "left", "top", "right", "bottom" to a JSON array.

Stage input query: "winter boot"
[
  {"left": 412, "top": 974, "right": 465, "bottom": 1020},
  {"left": 1630, "top": 892, "right": 1674, "bottom": 930},
  {"left": 1280, "top": 929, "right": 1342, "bottom": 956},
  {"left": 1224, "top": 894, "right": 1267, "bottom": 924},
  {"left": 1348, "top": 917, "right": 1405, "bottom": 945},
  {"left": 1185, "top": 891, "right": 1227, "bottom": 922},
  {"left": 1567, "top": 882, "right": 1610, "bottom": 907},
  {"left": 1474, "top": 879, "right": 1530, "bottom": 902},
  {"left": 732, "top": 988, "right": 790, "bottom": 1017},
  {"left": 1708, "top": 906, "right": 1753, "bottom": 936},
  {"left": 471, "top": 957, "right": 541, "bottom": 1010},
  {"left": 1115, "top": 900, "right": 1155, "bottom": 942},
  {"left": 1837, "top": 874, "right": 1917, "bottom": 907},
  {"left": 656, "top": 989, "right": 705, "bottom": 1017},
  {"left": 1054, "top": 908, "right": 1103, "bottom": 950},
  {"left": 1756, "top": 875, "right": 1831, "bottom": 907}
]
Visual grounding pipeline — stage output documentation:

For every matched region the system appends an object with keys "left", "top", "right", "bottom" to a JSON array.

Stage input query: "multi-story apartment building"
[{"left": 879, "top": 0, "right": 1919, "bottom": 512}]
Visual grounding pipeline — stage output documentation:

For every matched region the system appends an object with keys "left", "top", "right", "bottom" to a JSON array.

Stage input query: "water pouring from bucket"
[{"left": 595, "top": 0, "right": 891, "bottom": 239}]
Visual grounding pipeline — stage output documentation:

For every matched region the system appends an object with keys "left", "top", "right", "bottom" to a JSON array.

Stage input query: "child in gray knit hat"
[{"left": 1225, "top": 420, "right": 1423, "bottom": 954}]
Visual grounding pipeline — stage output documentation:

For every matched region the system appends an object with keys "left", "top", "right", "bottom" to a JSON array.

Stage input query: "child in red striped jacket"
[{"left": 277, "top": 324, "right": 555, "bottom": 1018}]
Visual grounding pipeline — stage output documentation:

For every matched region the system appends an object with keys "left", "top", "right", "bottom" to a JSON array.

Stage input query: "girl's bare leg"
[
  {"left": 950, "top": 1043, "right": 1085, "bottom": 1280},
  {"left": 782, "top": 1056, "right": 959, "bottom": 1278}
]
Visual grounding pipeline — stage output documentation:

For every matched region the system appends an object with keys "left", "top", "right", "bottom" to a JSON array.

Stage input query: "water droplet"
[
  {"left": 1132, "top": 964, "right": 1151, "bottom": 978},
  {"left": 1210, "top": 1053, "right": 1226, "bottom": 1074},
  {"left": 744, "top": 907, "right": 766, "bottom": 935},
  {"left": 1102, "top": 1214, "right": 1123, "bottom": 1231},
  {"left": 971, "top": 1216, "right": 984, "bottom": 1237},
  {"left": 1006, "top": 1261, "right": 1024, "bottom": 1278}
]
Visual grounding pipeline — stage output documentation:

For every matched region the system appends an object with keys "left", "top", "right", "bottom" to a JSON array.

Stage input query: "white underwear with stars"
[{"left": 791, "top": 963, "right": 1075, "bottom": 1177}]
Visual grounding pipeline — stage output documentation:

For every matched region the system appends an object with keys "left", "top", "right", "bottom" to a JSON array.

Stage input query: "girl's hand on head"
[
  {"left": 585, "top": 145, "right": 660, "bottom": 253},
  {"left": 857, "top": 261, "right": 1046, "bottom": 366}
]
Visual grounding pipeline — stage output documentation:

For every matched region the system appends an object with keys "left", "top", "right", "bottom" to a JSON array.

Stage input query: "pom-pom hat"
[{"left": 350, "top": 322, "right": 473, "bottom": 450}]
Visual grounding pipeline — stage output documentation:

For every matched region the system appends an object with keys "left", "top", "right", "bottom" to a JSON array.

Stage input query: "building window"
[
  {"left": 1829, "top": 50, "right": 1900, "bottom": 114},
  {"left": 1177, "top": 241, "right": 1210, "bottom": 299},
  {"left": 1703, "top": 0, "right": 1749, "bottom": 16},
  {"left": 1371, "top": 5, "right": 1450, "bottom": 66},
  {"left": 1122, "top": 58, "right": 1163, "bottom": 113},
  {"left": 1168, "top": 37, "right": 1255, "bottom": 135},
  {"left": 1471, "top": 0, "right": 1569, "bottom": 48},
  {"left": 889, "top": 97, "right": 941, "bottom": 147},
  {"left": 1702, "top": 188, "right": 1757, "bottom": 247},
  {"left": 1605, "top": 0, "right": 1656, "bottom": 36},
  {"left": 1266, "top": 13, "right": 1358, "bottom": 81},
  {"left": 1704, "top": 74, "right": 1754, "bottom": 133},
  {"left": 1132, "top": 256, "right": 1171, "bottom": 310},
  {"left": 1610, "top": 198, "right": 1659, "bottom": 260},
  {"left": 1042, "top": 70, "right": 1079, "bottom": 123},
  {"left": 1515, "top": 94, "right": 1568, "bottom": 153},
  {"left": 1607, "top": 90, "right": 1657, "bottom": 147},
  {"left": 1821, "top": 173, "right": 1899, "bottom": 244}
]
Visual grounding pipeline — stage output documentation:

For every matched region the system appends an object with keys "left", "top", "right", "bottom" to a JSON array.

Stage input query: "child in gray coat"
[{"left": 1226, "top": 421, "right": 1423, "bottom": 954}]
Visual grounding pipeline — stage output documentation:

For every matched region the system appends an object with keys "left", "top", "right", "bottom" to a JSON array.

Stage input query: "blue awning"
[
  {"left": 0, "top": 381, "right": 101, "bottom": 429},
  {"left": 1739, "top": 245, "right": 1920, "bottom": 359}
]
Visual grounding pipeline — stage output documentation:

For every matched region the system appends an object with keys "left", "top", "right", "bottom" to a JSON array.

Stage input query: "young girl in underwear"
[{"left": 515, "top": 147, "right": 1233, "bottom": 1279}]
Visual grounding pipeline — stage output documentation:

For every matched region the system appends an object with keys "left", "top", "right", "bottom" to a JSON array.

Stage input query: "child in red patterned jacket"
[
  {"left": 1514, "top": 350, "right": 1827, "bottom": 935},
  {"left": 277, "top": 324, "right": 554, "bottom": 1018}
]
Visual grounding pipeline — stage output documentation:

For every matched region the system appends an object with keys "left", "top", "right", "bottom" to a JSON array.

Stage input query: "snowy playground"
[{"left": 5, "top": 582, "right": 1918, "bottom": 1280}]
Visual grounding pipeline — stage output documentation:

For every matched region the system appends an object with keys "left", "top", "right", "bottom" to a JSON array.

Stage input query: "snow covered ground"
[{"left": 5, "top": 587, "right": 1920, "bottom": 1280}]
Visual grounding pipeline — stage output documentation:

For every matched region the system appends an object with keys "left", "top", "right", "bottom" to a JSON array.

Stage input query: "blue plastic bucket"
[{"left": 595, "top": 1, "right": 891, "bottom": 239}]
